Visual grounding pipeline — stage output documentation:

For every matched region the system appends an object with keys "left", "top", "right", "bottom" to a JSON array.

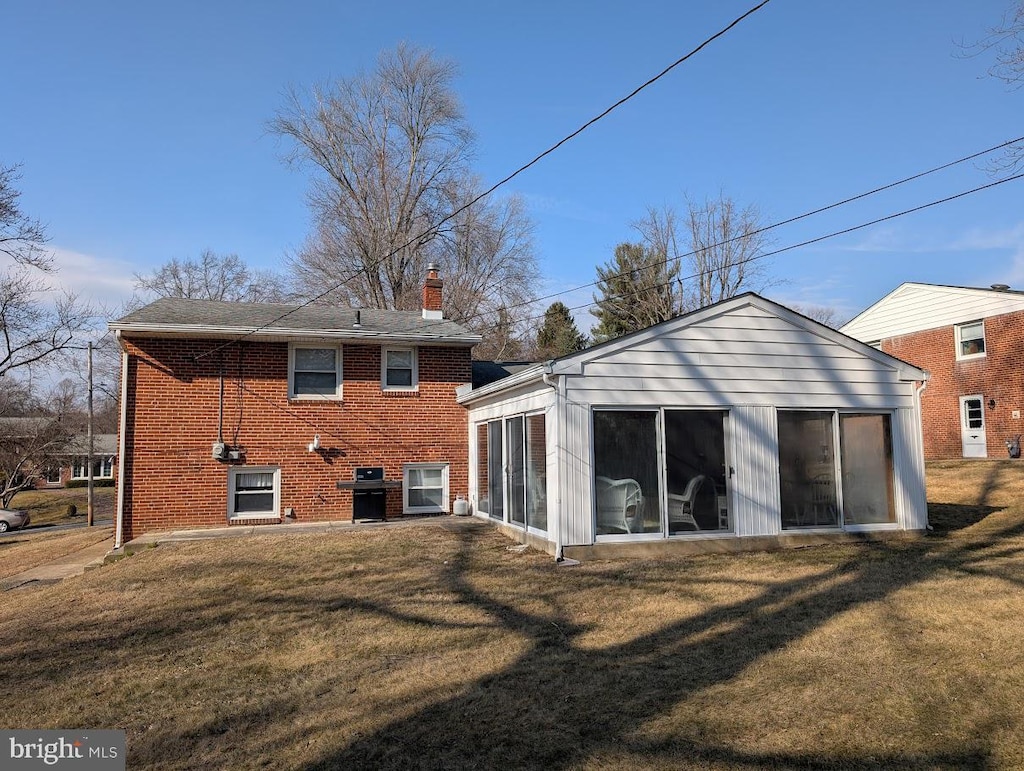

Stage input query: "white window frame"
[
  {"left": 72, "top": 457, "right": 115, "bottom": 480},
  {"left": 228, "top": 466, "right": 281, "bottom": 521},
  {"left": 381, "top": 346, "right": 418, "bottom": 391},
  {"left": 43, "top": 466, "right": 62, "bottom": 485},
  {"left": 403, "top": 462, "right": 449, "bottom": 514},
  {"left": 955, "top": 320, "right": 986, "bottom": 361},
  {"left": 289, "top": 343, "right": 343, "bottom": 400}
]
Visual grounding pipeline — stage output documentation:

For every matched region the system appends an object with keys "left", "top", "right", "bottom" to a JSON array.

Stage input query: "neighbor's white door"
[{"left": 960, "top": 395, "right": 987, "bottom": 458}]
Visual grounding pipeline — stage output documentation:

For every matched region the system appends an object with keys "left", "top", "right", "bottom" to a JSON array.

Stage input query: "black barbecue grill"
[{"left": 336, "top": 467, "right": 402, "bottom": 521}]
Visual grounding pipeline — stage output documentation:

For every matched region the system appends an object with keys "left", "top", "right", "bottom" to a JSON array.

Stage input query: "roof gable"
[
  {"left": 552, "top": 293, "right": 922, "bottom": 380},
  {"left": 841, "top": 282, "right": 1024, "bottom": 342}
]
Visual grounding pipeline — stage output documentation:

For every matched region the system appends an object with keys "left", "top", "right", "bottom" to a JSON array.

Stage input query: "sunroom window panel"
[
  {"left": 476, "top": 424, "right": 490, "bottom": 515},
  {"left": 526, "top": 414, "right": 547, "bottom": 532},
  {"left": 840, "top": 414, "right": 896, "bottom": 525},
  {"left": 778, "top": 411, "right": 839, "bottom": 529},
  {"left": 593, "top": 410, "right": 661, "bottom": 535},
  {"left": 665, "top": 410, "right": 728, "bottom": 533}
]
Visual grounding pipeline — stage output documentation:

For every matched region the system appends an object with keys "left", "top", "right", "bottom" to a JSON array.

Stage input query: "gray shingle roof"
[{"left": 109, "top": 297, "right": 481, "bottom": 344}]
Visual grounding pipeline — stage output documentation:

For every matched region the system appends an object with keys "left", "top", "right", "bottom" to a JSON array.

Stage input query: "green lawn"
[{"left": 0, "top": 461, "right": 1022, "bottom": 769}]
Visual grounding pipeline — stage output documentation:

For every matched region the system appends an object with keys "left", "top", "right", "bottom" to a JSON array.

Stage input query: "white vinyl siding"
[
  {"left": 842, "top": 283, "right": 1024, "bottom": 342},
  {"left": 228, "top": 467, "right": 280, "bottom": 520},
  {"left": 382, "top": 347, "right": 417, "bottom": 390},
  {"left": 289, "top": 344, "right": 342, "bottom": 400},
  {"left": 465, "top": 296, "right": 928, "bottom": 549}
]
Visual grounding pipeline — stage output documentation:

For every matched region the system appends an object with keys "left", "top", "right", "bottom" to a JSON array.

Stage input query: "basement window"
[
  {"left": 228, "top": 467, "right": 280, "bottom": 520},
  {"left": 403, "top": 463, "right": 448, "bottom": 513},
  {"left": 955, "top": 321, "right": 985, "bottom": 360}
]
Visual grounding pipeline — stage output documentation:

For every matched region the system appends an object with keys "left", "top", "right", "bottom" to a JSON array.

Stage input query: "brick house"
[
  {"left": 841, "top": 282, "right": 1024, "bottom": 460},
  {"left": 109, "top": 266, "right": 480, "bottom": 546}
]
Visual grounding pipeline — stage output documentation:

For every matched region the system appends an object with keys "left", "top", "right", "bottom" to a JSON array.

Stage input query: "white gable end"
[
  {"left": 841, "top": 283, "right": 1024, "bottom": 342},
  {"left": 555, "top": 296, "right": 919, "bottom": 410}
]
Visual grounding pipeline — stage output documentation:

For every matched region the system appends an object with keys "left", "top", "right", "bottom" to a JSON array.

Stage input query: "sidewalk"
[{"left": 1, "top": 536, "right": 114, "bottom": 592}]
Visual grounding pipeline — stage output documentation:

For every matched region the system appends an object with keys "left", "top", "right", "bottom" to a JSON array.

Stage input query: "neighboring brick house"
[
  {"left": 841, "top": 282, "right": 1024, "bottom": 460},
  {"left": 38, "top": 434, "right": 118, "bottom": 488},
  {"left": 108, "top": 266, "right": 480, "bottom": 546}
]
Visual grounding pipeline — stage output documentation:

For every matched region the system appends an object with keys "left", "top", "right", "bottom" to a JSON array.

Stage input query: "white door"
[{"left": 960, "top": 395, "right": 987, "bottom": 458}]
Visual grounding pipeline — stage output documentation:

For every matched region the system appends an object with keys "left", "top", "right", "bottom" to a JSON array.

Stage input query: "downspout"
[
  {"left": 114, "top": 334, "right": 129, "bottom": 550},
  {"left": 544, "top": 362, "right": 578, "bottom": 565},
  {"left": 916, "top": 374, "right": 931, "bottom": 530}
]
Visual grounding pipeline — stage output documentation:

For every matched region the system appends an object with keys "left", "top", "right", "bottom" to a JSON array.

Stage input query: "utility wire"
[
  {"left": 256, "top": 134, "right": 1024, "bottom": 342},
  {"left": 192, "top": 0, "right": 773, "bottom": 360}
]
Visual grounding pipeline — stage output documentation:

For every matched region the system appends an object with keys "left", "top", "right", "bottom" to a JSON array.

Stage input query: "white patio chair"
[
  {"left": 595, "top": 476, "right": 644, "bottom": 534},
  {"left": 668, "top": 474, "right": 705, "bottom": 531}
]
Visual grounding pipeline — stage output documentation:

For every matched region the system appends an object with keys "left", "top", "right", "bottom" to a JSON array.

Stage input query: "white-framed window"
[
  {"left": 72, "top": 457, "right": 114, "bottom": 479},
  {"left": 228, "top": 466, "right": 281, "bottom": 520},
  {"left": 382, "top": 347, "right": 418, "bottom": 390},
  {"left": 289, "top": 344, "right": 342, "bottom": 399},
  {"left": 43, "top": 467, "right": 62, "bottom": 485},
  {"left": 955, "top": 320, "right": 986, "bottom": 360},
  {"left": 403, "top": 463, "right": 448, "bottom": 513}
]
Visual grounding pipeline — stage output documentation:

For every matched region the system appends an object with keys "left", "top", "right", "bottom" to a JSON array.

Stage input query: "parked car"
[{"left": 0, "top": 508, "right": 30, "bottom": 532}]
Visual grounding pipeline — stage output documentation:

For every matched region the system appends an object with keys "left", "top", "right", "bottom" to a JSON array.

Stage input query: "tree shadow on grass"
[
  {"left": 927, "top": 502, "right": 1003, "bottom": 534},
  {"left": 292, "top": 520, "right": 1024, "bottom": 770}
]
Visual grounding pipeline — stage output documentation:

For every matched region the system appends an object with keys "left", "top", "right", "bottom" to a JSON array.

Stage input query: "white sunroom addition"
[{"left": 456, "top": 294, "right": 929, "bottom": 558}]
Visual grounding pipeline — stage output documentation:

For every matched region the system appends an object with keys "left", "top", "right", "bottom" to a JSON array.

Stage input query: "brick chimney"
[{"left": 422, "top": 262, "right": 443, "bottom": 320}]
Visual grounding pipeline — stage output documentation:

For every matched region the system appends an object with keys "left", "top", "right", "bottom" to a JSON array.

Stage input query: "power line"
[
  {"left": 192, "top": 0, "right": 773, "bottom": 360},
  {"left": 287, "top": 133, "right": 1024, "bottom": 341}
]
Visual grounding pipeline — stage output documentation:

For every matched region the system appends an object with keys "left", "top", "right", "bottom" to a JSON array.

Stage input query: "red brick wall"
[
  {"left": 881, "top": 310, "right": 1024, "bottom": 459},
  {"left": 119, "top": 337, "right": 472, "bottom": 540}
]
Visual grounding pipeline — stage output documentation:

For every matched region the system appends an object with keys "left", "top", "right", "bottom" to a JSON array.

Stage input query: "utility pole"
[{"left": 87, "top": 341, "right": 94, "bottom": 527}]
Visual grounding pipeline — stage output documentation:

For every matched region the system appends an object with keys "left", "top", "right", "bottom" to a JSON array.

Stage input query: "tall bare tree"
[
  {"left": 134, "top": 249, "right": 287, "bottom": 303},
  {"left": 271, "top": 43, "right": 537, "bottom": 349},
  {"left": 960, "top": 2, "right": 1024, "bottom": 171},
  {"left": 1, "top": 164, "right": 92, "bottom": 380}
]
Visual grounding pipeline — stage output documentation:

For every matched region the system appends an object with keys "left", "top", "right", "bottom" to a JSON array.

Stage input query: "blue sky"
[{"left": 4, "top": 0, "right": 1022, "bottom": 326}]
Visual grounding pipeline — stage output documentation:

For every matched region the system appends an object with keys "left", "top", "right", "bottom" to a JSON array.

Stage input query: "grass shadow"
[{"left": 927, "top": 502, "right": 1003, "bottom": 534}]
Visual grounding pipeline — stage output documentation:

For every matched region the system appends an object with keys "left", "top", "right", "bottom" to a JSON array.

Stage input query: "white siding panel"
[
  {"left": 842, "top": 284, "right": 1024, "bottom": 342},
  {"left": 894, "top": 405, "right": 928, "bottom": 530},
  {"left": 562, "top": 397, "right": 592, "bottom": 546},
  {"left": 730, "top": 406, "right": 780, "bottom": 537}
]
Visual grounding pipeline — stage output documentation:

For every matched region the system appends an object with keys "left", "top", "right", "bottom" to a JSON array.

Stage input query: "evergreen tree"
[
  {"left": 535, "top": 302, "right": 588, "bottom": 360},
  {"left": 590, "top": 242, "right": 680, "bottom": 342}
]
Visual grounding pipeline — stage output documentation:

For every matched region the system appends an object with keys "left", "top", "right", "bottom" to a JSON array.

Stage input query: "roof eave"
[{"left": 107, "top": 322, "right": 482, "bottom": 346}]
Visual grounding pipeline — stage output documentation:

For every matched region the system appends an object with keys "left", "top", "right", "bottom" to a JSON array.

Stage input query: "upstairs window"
[
  {"left": 290, "top": 344, "right": 342, "bottom": 399},
  {"left": 956, "top": 321, "right": 985, "bottom": 360},
  {"left": 382, "top": 347, "right": 417, "bottom": 390}
]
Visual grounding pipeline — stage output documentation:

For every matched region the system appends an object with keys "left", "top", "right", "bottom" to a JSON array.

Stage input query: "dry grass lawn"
[{"left": 1, "top": 460, "right": 1023, "bottom": 769}]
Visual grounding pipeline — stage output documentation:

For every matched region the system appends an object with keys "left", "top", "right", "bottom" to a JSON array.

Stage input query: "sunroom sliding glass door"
[
  {"left": 476, "top": 415, "right": 547, "bottom": 532},
  {"left": 778, "top": 411, "right": 839, "bottom": 529},
  {"left": 665, "top": 410, "right": 729, "bottom": 533},
  {"left": 593, "top": 410, "right": 661, "bottom": 535},
  {"left": 839, "top": 414, "right": 896, "bottom": 524}
]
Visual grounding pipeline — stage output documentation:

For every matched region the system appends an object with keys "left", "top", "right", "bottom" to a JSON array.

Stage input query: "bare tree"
[
  {"left": 134, "top": 249, "right": 287, "bottom": 303},
  {"left": 680, "top": 195, "right": 773, "bottom": 308},
  {"left": 960, "top": 2, "right": 1024, "bottom": 171},
  {"left": 788, "top": 303, "right": 845, "bottom": 329},
  {"left": 0, "top": 165, "right": 94, "bottom": 381},
  {"left": 271, "top": 43, "right": 537, "bottom": 349},
  {"left": 1, "top": 164, "right": 50, "bottom": 271},
  {"left": 0, "top": 380, "right": 83, "bottom": 508}
]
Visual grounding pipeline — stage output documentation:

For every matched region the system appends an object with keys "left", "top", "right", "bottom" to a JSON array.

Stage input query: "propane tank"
[{"left": 453, "top": 495, "right": 470, "bottom": 516}]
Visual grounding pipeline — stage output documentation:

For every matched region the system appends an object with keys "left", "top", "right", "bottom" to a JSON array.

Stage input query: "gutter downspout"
[
  {"left": 544, "top": 362, "right": 579, "bottom": 566},
  {"left": 114, "top": 333, "right": 129, "bottom": 550},
  {"left": 916, "top": 374, "right": 931, "bottom": 531}
]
